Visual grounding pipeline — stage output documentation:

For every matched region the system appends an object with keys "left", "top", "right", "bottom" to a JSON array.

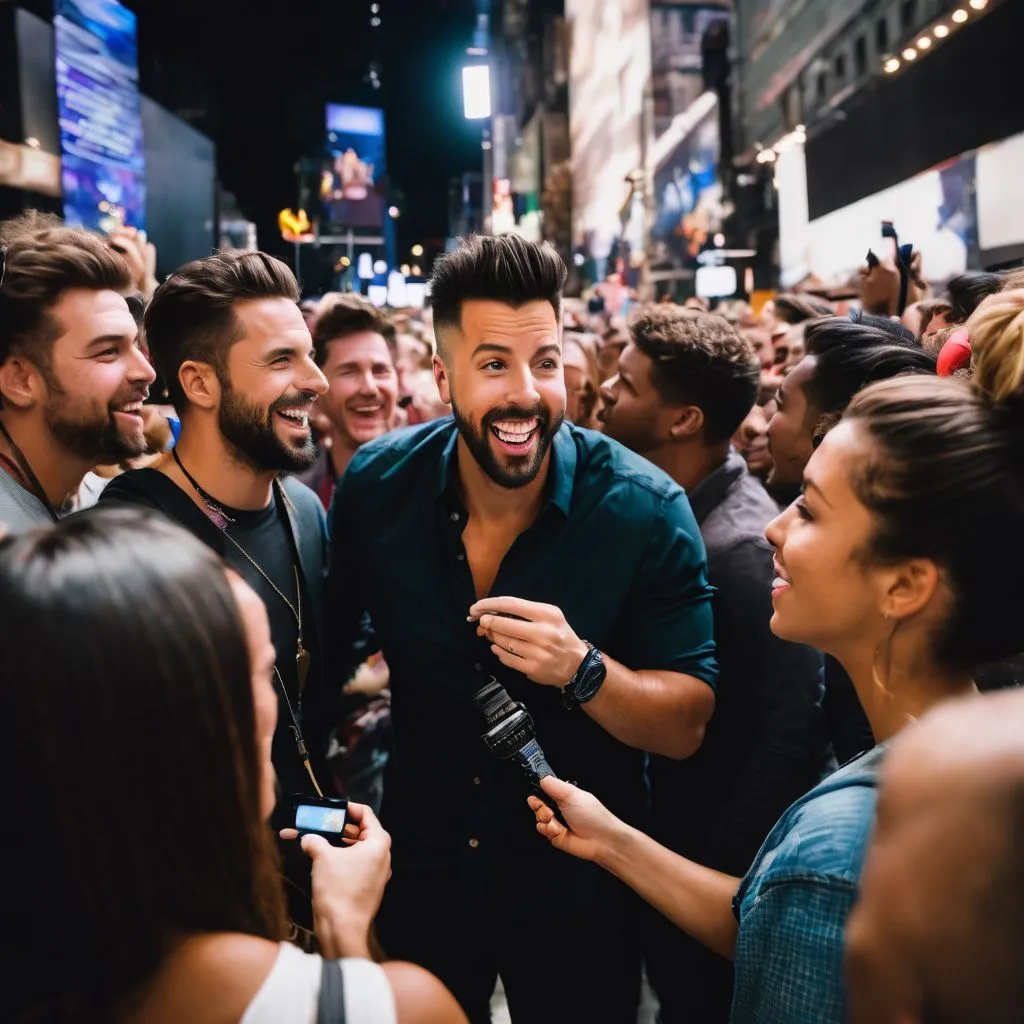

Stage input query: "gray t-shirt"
[{"left": 0, "top": 467, "right": 56, "bottom": 533}]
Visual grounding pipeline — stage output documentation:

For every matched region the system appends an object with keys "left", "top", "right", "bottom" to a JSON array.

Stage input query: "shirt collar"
[
  {"left": 434, "top": 417, "right": 577, "bottom": 518},
  {"left": 687, "top": 449, "right": 747, "bottom": 524}
]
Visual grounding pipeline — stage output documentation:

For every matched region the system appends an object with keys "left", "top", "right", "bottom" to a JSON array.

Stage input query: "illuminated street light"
[{"left": 462, "top": 65, "right": 491, "bottom": 120}]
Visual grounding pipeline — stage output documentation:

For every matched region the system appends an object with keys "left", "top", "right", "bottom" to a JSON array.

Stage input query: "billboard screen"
[
  {"left": 54, "top": 0, "right": 146, "bottom": 232},
  {"left": 322, "top": 104, "right": 387, "bottom": 229}
]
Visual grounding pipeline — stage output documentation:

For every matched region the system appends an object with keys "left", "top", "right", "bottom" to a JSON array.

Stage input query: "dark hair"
[
  {"left": 847, "top": 308, "right": 919, "bottom": 347},
  {"left": 0, "top": 210, "right": 133, "bottom": 366},
  {"left": 144, "top": 250, "right": 299, "bottom": 408},
  {"left": 0, "top": 510, "right": 287, "bottom": 1021},
  {"left": 801, "top": 317, "right": 936, "bottom": 442},
  {"left": 773, "top": 293, "right": 834, "bottom": 325},
  {"left": 313, "top": 294, "right": 397, "bottom": 366},
  {"left": 842, "top": 290, "right": 1024, "bottom": 669},
  {"left": 946, "top": 272, "right": 1003, "bottom": 324},
  {"left": 429, "top": 235, "right": 566, "bottom": 354},
  {"left": 630, "top": 305, "right": 760, "bottom": 442}
]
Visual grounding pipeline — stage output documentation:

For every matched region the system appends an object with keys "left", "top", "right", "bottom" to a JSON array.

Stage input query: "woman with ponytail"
[{"left": 525, "top": 291, "right": 1024, "bottom": 1024}]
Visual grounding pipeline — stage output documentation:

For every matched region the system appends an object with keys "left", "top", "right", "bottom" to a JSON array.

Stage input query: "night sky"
[{"left": 19, "top": 0, "right": 484, "bottom": 267}]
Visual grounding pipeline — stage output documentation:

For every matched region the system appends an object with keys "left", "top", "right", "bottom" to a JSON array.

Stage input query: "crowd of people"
[{"left": 1, "top": 210, "right": 1023, "bottom": 1024}]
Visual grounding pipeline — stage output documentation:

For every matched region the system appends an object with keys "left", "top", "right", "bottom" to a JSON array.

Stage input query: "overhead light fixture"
[
  {"left": 917, "top": 36, "right": 932, "bottom": 49},
  {"left": 902, "top": 47, "right": 918, "bottom": 60},
  {"left": 969, "top": 0, "right": 987, "bottom": 9},
  {"left": 952, "top": 8, "right": 969, "bottom": 22},
  {"left": 884, "top": 57, "right": 901, "bottom": 73},
  {"left": 934, "top": 23, "right": 950, "bottom": 37}
]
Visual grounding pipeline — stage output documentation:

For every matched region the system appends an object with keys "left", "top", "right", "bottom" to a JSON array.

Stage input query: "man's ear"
[
  {"left": 178, "top": 361, "right": 221, "bottom": 411},
  {"left": 0, "top": 355, "right": 44, "bottom": 411},
  {"left": 668, "top": 405, "right": 704, "bottom": 441},
  {"left": 432, "top": 354, "right": 452, "bottom": 407}
]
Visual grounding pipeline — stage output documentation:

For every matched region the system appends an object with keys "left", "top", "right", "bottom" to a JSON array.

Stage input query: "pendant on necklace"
[
  {"left": 296, "top": 644, "right": 310, "bottom": 694},
  {"left": 206, "top": 503, "right": 232, "bottom": 530}
]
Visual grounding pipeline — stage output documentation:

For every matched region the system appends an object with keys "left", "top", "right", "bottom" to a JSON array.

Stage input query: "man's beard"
[
  {"left": 451, "top": 398, "right": 562, "bottom": 490},
  {"left": 46, "top": 388, "right": 149, "bottom": 465},
  {"left": 218, "top": 380, "right": 319, "bottom": 473}
]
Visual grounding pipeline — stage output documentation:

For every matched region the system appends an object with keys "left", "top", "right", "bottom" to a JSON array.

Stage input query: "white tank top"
[{"left": 240, "top": 942, "right": 397, "bottom": 1024}]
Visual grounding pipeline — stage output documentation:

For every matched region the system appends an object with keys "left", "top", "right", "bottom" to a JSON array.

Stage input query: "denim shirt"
[{"left": 729, "top": 745, "right": 887, "bottom": 1024}]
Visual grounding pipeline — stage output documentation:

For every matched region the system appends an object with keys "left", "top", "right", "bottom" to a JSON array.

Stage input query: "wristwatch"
[{"left": 561, "top": 643, "right": 607, "bottom": 710}]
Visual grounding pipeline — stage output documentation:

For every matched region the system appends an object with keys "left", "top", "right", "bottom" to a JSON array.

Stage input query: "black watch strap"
[{"left": 561, "top": 643, "right": 606, "bottom": 710}]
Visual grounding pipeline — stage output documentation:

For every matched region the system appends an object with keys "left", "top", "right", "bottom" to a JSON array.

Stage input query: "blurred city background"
[{"left": 2, "top": 0, "right": 1020, "bottom": 308}]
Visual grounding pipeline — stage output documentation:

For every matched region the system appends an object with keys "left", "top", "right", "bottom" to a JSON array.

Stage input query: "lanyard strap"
[{"left": 0, "top": 421, "right": 60, "bottom": 523}]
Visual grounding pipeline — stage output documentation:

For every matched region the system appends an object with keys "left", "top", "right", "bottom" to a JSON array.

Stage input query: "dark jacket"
[{"left": 649, "top": 452, "right": 831, "bottom": 875}]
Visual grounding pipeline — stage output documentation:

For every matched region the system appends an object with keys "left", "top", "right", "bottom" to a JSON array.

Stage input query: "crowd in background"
[{"left": 1, "top": 210, "right": 1023, "bottom": 1024}]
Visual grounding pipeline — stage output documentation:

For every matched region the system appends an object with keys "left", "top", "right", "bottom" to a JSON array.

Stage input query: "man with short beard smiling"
[
  {"left": 328, "top": 234, "right": 718, "bottom": 1024},
  {"left": 0, "top": 212, "right": 155, "bottom": 531},
  {"left": 100, "top": 252, "right": 333, "bottom": 904}
]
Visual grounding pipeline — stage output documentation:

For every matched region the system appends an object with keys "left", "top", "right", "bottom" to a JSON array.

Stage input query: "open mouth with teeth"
[
  {"left": 112, "top": 400, "right": 145, "bottom": 429},
  {"left": 771, "top": 560, "right": 793, "bottom": 597},
  {"left": 349, "top": 402, "right": 386, "bottom": 420},
  {"left": 275, "top": 407, "right": 312, "bottom": 432},
  {"left": 490, "top": 416, "right": 539, "bottom": 455}
]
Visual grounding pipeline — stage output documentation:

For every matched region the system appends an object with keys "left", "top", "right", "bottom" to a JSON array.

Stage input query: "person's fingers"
[
  {"left": 279, "top": 828, "right": 299, "bottom": 841},
  {"left": 300, "top": 833, "right": 332, "bottom": 858},
  {"left": 527, "top": 796, "right": 543, "bottom": 812},
  {"left": 539, "top": 775, "right": 577, "bottom": 804},
  {"left": 477, "top": 615, "right": 544, "bottom": 643},
  {"left": 490, "top": 644, "right": 536, "bottom": 671},
  {"left": 468, "top": 596, "right": 548, "bottom": 622}
]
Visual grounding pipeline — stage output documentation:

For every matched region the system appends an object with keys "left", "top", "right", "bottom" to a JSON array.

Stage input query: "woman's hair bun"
[{"left": 968, "top": 289, "right": 1024, "bottom": 406}]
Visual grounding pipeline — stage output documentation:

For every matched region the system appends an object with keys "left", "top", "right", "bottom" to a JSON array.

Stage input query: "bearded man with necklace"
[{"left": 99, "top": 252, "right": 332, "bottom": 929}]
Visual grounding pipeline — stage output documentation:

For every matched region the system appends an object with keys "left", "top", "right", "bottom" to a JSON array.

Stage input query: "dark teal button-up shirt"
[{"left": 328, "top": 417, "right": 716, "bottom": 910}]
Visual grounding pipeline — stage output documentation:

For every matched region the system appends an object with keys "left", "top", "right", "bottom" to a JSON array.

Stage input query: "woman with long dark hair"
[
  {"left": 0, "top": 509, "right": 465, "bottom": 1023},
  {"left": 525, "top": 291, "right": 1024, "bottom": 1023}
]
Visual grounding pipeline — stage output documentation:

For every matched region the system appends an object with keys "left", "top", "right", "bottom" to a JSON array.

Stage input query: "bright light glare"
[
  {"left": 388, "top": 206, "right": 400, "bottom": 218},
  {"left": 917, "top": 36, "right": 932, "bottom": 49},
  {"left": 884, "top": 57, "right": 901, "bottom": 73},
  {"left": 934, "top": 23, "right": 950, "bottom": 37},
  {"left": 462, "top": 65, "right": 491, "bottom": 120},
  {"left": 969, "top": 0, "right": 987, "bottom": 9},
  {"left": 902, "top": 47, "right": 918, "bottom": 60},
  {"left": 952, "top": 9, "right": 969, "bottom": 22},
  {"left": 411, "top": 244, "right": 424, "bottom": 257}
]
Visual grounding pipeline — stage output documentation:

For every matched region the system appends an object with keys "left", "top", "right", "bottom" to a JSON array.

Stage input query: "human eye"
[
  {"left": 482, "top": 359, "right": 506, "bottom": 372},
  {"left": 537, "top": 358, "right": 560, "bottom": 371},
  {"left": 795, "top": 497, "right": 814, "bottom": 522}
]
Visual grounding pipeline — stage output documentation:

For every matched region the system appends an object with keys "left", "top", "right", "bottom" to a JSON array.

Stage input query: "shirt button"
[
  {"left": 450, "top": 511, "right": 460, "bottom": 522},
  {"left": 468, "top": 837, "right": 480, "bottom": 849},
  {"left": 473, "top": 776, "right": 482, "bottom": 785}
]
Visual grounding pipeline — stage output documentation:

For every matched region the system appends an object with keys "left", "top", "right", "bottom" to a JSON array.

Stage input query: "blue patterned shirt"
[{"left": 729, "top": 745, "right": 886, "bottom": 1023}]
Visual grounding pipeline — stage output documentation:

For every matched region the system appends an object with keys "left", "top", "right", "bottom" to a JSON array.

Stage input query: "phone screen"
[{"left": 296, "top": 803, "right": 347, "bottom": 834}]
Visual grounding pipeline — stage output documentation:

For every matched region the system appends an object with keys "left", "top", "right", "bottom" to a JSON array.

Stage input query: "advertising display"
[
  {"left": 54, "top": 0, "right": 146, "bottom": 232},
  {"left": 649, "top": 3, "right": 728, "bottom": 272},
  {"left": 776, "top": 131, "right": 1024, "bottom": 286},
  {"left": 567, "top": 0, "right": 651, "bottom": 280},
  {"left": 321, "top": 104, "right": 387, "bottom": 230}
]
